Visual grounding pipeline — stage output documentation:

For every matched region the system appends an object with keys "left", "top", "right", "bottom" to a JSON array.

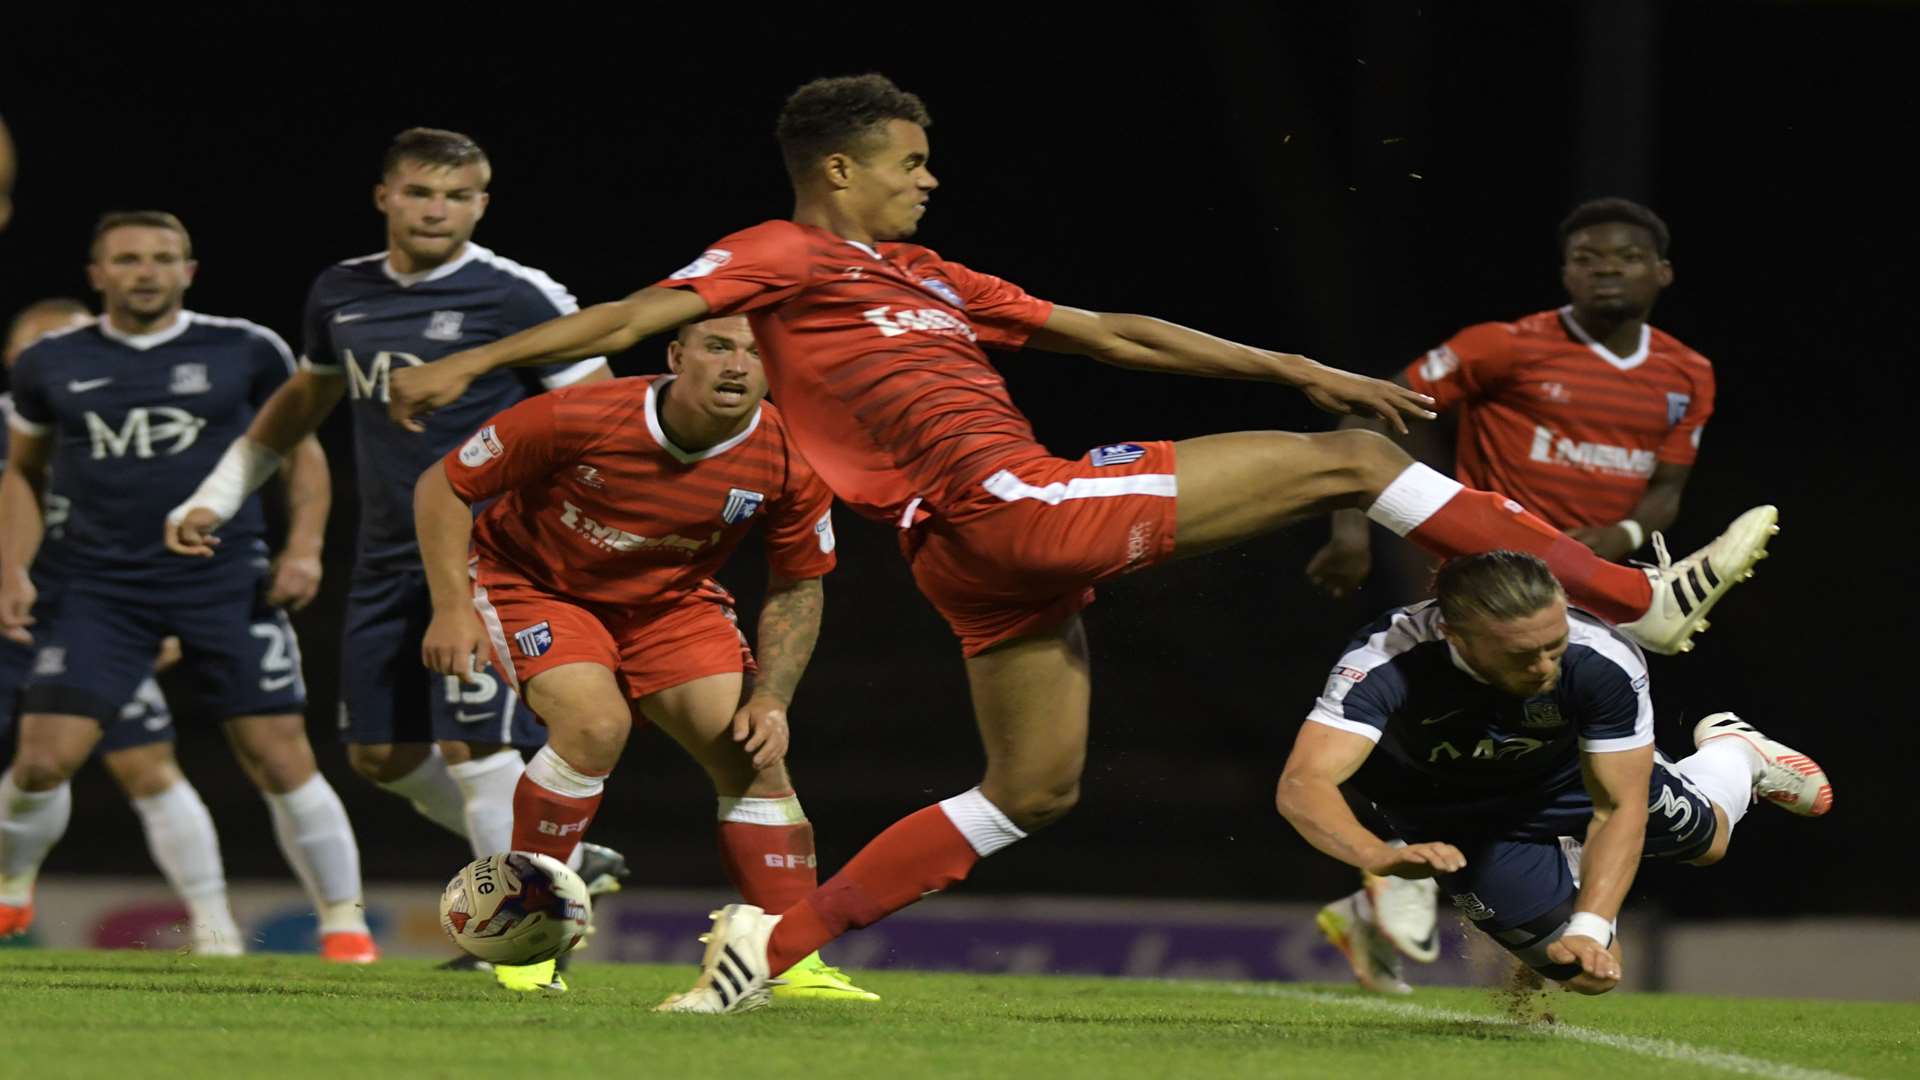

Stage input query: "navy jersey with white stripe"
[
  {"left": 300, "top": 243, "right": 602, "bottom": 574},
  {"left": 1307, "top": 601, "right": 1653, "bottom": 821},
  {"left": 7, "top": 313, "right": 294, "bottom": 592}
]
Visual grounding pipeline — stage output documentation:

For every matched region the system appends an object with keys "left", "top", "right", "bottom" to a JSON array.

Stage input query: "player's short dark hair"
[
  {"left": 1434, "top": 551, "right": 1565, "bottom": 628},
  {"left": 775, "top": 74, "right": 932, "bottom": 184},
  {"left": 1559, "top": 197, "right": 1671, "bottom": 258},
  {"left": 382, "top": 127, "right": 490, "bottom": 181},
  {"left": 91, "top": 210, "right": 192, "bottom": 260}
]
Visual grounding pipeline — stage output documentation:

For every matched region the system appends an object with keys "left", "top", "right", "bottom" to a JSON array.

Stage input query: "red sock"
[
  {"left": 510, "top": 773, "right": 602, "bottom": 865},
  {"left": 1408, "top": 488, "right": 1652, "bottom": 623},
  {"left": 718, "top": 820, "right": 819, "bottom": 913},
  {"left": 764, "top": 805, "right": 979, "bottom": 974}
]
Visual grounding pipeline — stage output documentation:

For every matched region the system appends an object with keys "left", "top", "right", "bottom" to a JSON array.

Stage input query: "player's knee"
[
  {"left": 347, "top": 741, "right": 426, "bottom": 783},
  {"left": 101, "top": 746, "right": 183, "bottom": 800},
  {"left": 8, "top": 749, "right": 80, "bottom": 791},
  {"left": 1317, "top": 428, "right": 1411, "bottom": 493},
  {"left": 997, "top": 780, "right": 1081, "bottom": 831}
]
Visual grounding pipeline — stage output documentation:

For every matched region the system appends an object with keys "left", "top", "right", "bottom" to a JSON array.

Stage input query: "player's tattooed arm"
[
  {"left": 1029, "top": 306, "right": 1436, "bottom": 433},
  {"left": 388, "top": 288, "right": 709, "bottom": 431},
  {"left": 266, "top": 436, "right": 329, "bottom": 611},
  {"left": 730, "top": 574, "right": 824, "bottom": 770},
  {"left": 0, "top": 429, "right": 51, "bottom": 643},
  {"left": 1276, "top": 722, "right": 1466, "bottom": 878}
]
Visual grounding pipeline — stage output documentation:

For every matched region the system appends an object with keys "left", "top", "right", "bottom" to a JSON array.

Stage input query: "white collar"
[
  {"left": 383, "top": 243, "right": 483, "bottom": 287},
  {"left": 845, "top": 240, "right": 885, "bottom": 261},
  {"left": 644, "top": 376, "right": 762, "bottom": 464},
  {"left": 97, "top": 309, "right": 192, "bottom": 351},
  {"left": 1559, "top": 306, "right": 1649, "bottom": 371}
]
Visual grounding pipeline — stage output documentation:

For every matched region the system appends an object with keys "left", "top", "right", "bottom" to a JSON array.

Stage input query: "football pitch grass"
[{"left": 1, "top": 951, "right": 1914, "bottom": 1079}]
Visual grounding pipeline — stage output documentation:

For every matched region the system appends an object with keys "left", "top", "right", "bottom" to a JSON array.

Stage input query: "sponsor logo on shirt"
[
  {"left": 84, "top": 407, "right": 207, "bottom": 459},
  {"left": 814, "top": 508, "right": 836, "bottom": 554},
  {"left": 670, "top": 249, "right": 733, "bottom": 280},
  {"left": 342, "top": 349, "right": 424, "bottom": 403},
  {"left": 1419, "top": 344, "right": 1459, "bottom": 382},
  {"left": 1666, "top": 391, "right": 1691, "bottom": 427},
  {"left": 558, "top": 500, "right": 719, "bottom": 555},
  {"left": 1090, "top": 443, "right": 1146, "bottom": 467},
  {"left": 424, "top": 310, "right": 466, "bottom": 342},
  {"left": 861, "top": 305, "right": 977, "bottom": 342},
  {"left": 918, "top": 278, "right": 966, "bottom": 309},
  {"left": 514, "top": 621, "right": 553, "bottom": 658},
  {"left": 169, "top": 363, "right": 211, "bottom": 395},
  {"left": 1527, "top": 425, "right": 1656, "bottom": 478},
  {"left": 721, "top": 487, "right": 765, "bottom": 525},
  {"left": 458, "top": 425, "right": 504, "bottom": 467},
  {"left": 1334, "top": 666, "right": 1368, "bottom": 683}
]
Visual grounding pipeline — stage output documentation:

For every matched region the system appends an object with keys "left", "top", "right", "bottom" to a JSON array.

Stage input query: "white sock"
[
  {"left": 1365, "top": 463, "right": 1465, "bottom": 537},
  {"left": 717, "top": 793, "right": 807, "bottom": 825},
  {"left": 264, "top": 773, "right": 368, "bottom": 934},
  {"left": 447, "top": 749, "right": 525, "bottom": 858},
  {"left": 0, "top": 770, "right": 70, "bottom": 904},
  {"left": 1674, "top": 740, "right": 1756, "bottom": 831},
  {"left": 131, "top": 780, "right": 243, "bottom": 952},
  {"left": 376, "top": 745, "right": 469, "bottom": 841},
  {"left": 937, "top": 787, "right": 1027, "bottom": 857}
]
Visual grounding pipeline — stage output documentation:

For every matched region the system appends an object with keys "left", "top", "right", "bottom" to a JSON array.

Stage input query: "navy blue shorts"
[
  {"left": 337, "top": 569, "right": 542, "bottom": 748},
  {"left": 1385, "top": 753, "right": 1719, "bottom": 980},
  {"left": 20, "top": 576, "right": 304, "bottom": 725}
]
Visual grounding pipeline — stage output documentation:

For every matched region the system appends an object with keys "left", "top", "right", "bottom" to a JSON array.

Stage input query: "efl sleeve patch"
[{"left": 458, "top": 425, "right": 504, "bottom": 467}]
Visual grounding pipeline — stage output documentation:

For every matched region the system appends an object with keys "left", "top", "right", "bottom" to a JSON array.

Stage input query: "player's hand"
[
  {"left": 0, "top": 567, "right": 36, "bottom": 646},
  {"left": 422, "top": 607, "right": 492, "bottom": 678},
  {"left": 153, "top": 635, "right": 183, "bottom": 673},
  {"left": 164, "top": 506, "right": 224, "bottom": 557},
  {"left": 1299, "top": 366, "right": 1437, "bottom": 435},
  {"left": 266, "top": 551, "right": 324, "bottom": 611},
  {"left": 1363, "top": 841, "right": 1466, "bottom": 879},
  {"left": 730, "top": 694, "right": 791, "bottom": 771},
  {"left": 1306, "top": 537, "right": 1372, "bottom": 597},
  {"left": 388, "top": 355, "right": 480, "bottom": 433},
  {"left": 1567, "top": 525, "right": 1635, "bottom": 562},
  {"left": 1548, "top": 935, "right": 1622, "bottom": 994}
]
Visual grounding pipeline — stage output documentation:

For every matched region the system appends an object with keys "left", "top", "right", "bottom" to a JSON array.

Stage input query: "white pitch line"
[{"left": 1177, "top": 981, "right": 1861, "bottom": 1080}]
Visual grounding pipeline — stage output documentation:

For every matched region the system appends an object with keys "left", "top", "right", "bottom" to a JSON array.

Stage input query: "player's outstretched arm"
[
  {"left": 414, "top": 461, "right": 493, "bottom": 679},
  {"left": 1548, "top": 745, "right": 1655, "bottom": 993},
  {"left": 387, "top": 287, "right": 710, "bottom": 432},
  {"left": 1276, "top": 722, "right": 1466, "bottom": 878},
  {"left": 731, "top": 574, "right": 824, "bottom": 771},
  {"left": 0, "top": 430, "right": 51, "bottom": 644},
  {"left": 1027, "top": 306, "right": 1436, "bottom": 433},
  {"left": 265, "top": 436, "right": 329, "bottom": 611}
]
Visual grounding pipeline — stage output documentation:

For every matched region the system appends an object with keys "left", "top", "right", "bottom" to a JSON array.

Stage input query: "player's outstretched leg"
[
  {"left": 1690, "top": 713, "right": 1833, "bottom": 818},
  {"left": 643, "top": 672, "right": 877, "bottom": 1004},
  {"left": 662, "top": 620, "right": 1088, "bottom": 1014},
  {"left": 0, "top": 714, "right": 100, "bottom": 936},
  {"left": 226, "top": 713, "right": 375, "bottom": 963},
  {"left": 105, "top": 743, "right": 245, "bottom": 956},
  {"left": 1169, "top": 430, "right": 1773, "bottom": 655}
]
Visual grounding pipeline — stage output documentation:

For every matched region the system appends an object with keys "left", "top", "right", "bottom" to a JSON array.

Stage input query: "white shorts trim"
[
  {"left": 470, "top": 583, "right": 520, "bottom": 692},
  {"left": 981, "top": 468, "right": 1177, "bottom": 506}
]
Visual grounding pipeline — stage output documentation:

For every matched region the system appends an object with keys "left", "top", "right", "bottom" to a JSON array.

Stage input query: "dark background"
[{"left": 2, "top": 3, "right": 1909, "bottom": 918}]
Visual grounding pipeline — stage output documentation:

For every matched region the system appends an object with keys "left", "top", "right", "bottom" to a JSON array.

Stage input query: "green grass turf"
[{"left": 0, "top": 951, "right": 1914, "bottom": 1079}]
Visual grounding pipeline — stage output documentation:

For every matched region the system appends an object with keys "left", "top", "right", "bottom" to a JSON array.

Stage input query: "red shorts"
[
  {"left": 903, "top": 441, "right": 1179, "bottom": 656},
  {"left": 471, "top": 565, "right": 755, "bottom": 703}
]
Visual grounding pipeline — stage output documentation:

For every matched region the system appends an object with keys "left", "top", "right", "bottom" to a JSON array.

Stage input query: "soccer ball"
[{"left": 439, "top": 852, "right": 592, "bottom": 965}]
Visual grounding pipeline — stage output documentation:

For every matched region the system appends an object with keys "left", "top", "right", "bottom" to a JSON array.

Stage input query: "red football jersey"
[
  {"left": 1403, "top": 308, "right": 1716, "bottom": 529},
  {"left": 655, "top": 220, "right": 1056, "bottom": 526},
  {"left": 444, "top": 375, "right": 836, "bottom": 611}
]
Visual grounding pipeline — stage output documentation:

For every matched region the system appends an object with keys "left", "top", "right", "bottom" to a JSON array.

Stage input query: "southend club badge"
[
  {"left": 1521, "top": 700, "right": 1566, "bottom": 729},
  {"left": 721, "top": 488, "right": 765, "bottom": 525}
]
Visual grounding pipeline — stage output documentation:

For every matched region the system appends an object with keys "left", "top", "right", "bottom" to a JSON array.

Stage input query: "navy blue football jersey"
[
  {"left": 7, "top": 312, "right": 294, "bottom": 593},
  {"left": 299, "top": 244, "right": 603, "bottom": 574},
  {"left": 1306, "top": 601, "right": 1653, "bottom": 820}
]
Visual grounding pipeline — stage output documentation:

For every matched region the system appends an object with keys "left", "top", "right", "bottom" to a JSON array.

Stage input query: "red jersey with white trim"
[
  {"left": 444, "top": 375, "right": 836, "bottom": 611},
  {"left": 654, "top": 220, "right": 1056, "bottom": 525},
  {"left": 1403, "top": 308, "right": 1715, "bottom": 529}
]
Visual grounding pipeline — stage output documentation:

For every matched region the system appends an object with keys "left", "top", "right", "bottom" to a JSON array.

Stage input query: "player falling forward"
[
  {"left": 415, "top": 315, "right": 875, "bottom": 1001},
  {"left": 1277, "top": 551, "right": 1829, "bottom": 993},
  {"left": 0, "top": 212, "right": 373, "bottom": 961},
  {"left": 0, "top": 299, "right": 248, "bottom": 953},
  {"left": 385, "top": 75, "right": 1777, "bottom": 1013},
  {"left": 164, "top": 129, "right": 626, "bottom": 989},
  {"left": 1306, "top": 198, "right": 1718, "bottom": 991}
]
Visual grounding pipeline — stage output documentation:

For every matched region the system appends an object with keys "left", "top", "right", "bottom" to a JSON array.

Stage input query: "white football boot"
[
  {"left": 1618, "top": 505, "right": 1778, "bottom": 655},
  {"left": 1316, "top": 892, "right": 1412, "bottom": 995},
  {"left": 1693, "top": 712, "right": 1833, "bottom": 817},
  {"left": 1365, "top": 872, "right": 1440, "bottom": 964},
  {"left": 655, "top": 903, "right": 782, "bottom": 1014}
]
